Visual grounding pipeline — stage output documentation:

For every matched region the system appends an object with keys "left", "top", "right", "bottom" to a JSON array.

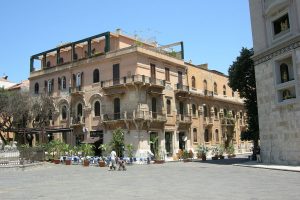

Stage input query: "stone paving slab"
[{"left": 234, "top": 161, "right": 300, "bottom": 172}]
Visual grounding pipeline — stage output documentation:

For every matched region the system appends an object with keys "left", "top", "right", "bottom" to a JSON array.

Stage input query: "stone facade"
[
  {"left": 28, "top": 31, "right": 249, "bottom": 159},
  {"left": 249, "top": 0, "right": 300, "bottom": 165}
]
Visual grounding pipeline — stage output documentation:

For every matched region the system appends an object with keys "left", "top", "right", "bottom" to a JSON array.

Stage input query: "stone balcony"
[
  {"left": 176, "top": 114, "right": 192, "bottom": 124},
  {"left": 203, "top": 117, "right": 214, "bottom": 126},
  {"left": 69, "top": 86, "right": 83, "bottom": 95},
  {"left": 70, "top": 116, "right": 85, "bottom": 126},
  {"left": 100, "top": 74, "right": 165, "bottom": 90}
]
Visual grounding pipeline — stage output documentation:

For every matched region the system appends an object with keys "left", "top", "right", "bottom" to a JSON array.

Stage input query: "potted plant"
[
  {"left": 126, "top": 144, "right": 135, "bottom": 164},
  {"left": 98, "top": 144, "right": 110, "bottom": 167},
  {"left": 150, "top": 136, "right": 165, "bottom": 164},
  {"left": 80, "top": 143, "right": 94, "bottom": 167},
  {"left": 218, "top": 144, "right": 225, "bottom": 159},
  {"left": 182, "top": 150, "right": 191, "bottom": 162},
  {"left": 62, "top": 143, "right": 72, "bottom": 165},
  {"left": 196, "top": 144, "right": 209, "bottom": 161},
  {"left": 211, "top": 146, "right": 219, "bottom": 160},
  {"left": 227, "top": 144, "right": 236, "bottom": 158},
  {"left": 47, "top": 140, "right": 63, "bottom": 164}
]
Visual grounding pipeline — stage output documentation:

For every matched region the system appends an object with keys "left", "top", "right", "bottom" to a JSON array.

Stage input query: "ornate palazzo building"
[
  {"left": 29, "top": 30, "right": 248, "bottom": 158},
  {"left": 249, "top": 0, "right": 300, "bottom": 165}
]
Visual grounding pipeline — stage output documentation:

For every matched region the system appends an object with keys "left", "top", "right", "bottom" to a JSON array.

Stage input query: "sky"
[{"left": 0, "top": 0, "right": 253, "bottom": 83}]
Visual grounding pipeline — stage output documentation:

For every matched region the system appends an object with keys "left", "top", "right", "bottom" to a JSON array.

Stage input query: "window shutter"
[
  {"left": 81, "top": 72, "right": 84, "bottom": 86},
  {"left": 72, "top": 74, "right": 76, "bottom": 87},
  {"left": 58, "top": 77, "right": 61, "bottom": 90}
]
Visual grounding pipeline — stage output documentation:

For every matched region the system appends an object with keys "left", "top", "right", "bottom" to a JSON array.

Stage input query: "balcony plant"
[
  {"left": 98, "top": 144, "right": 110, "bottom": 167},
  {"left": 62, "top": 143, "right": 72, "bottom": 165},
  {"left": 46, "top": 140, "right": 64, "bottom": 164},
  {"left": 196, "top": 144, "right": 209, "bottom": 161},
  {"left": 150, "top": 136, "right": 164, "bottom": 164}
]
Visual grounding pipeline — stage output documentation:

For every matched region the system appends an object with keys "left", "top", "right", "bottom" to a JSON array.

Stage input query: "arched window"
[
  {"left": 192, "top": 104, "right": 196, "bottom": 117},
  {"left": 204, "top": 129, "right": 209, "bottom": 142},
  {"left": 46, "top": 61, "right": 51, "bottom": 68},
  {"left": 62, "top": 105, "right": 67, "bottom": 120},
  {"left": 193, "top": 128, "right": 197, "bottom": 143},
  {"left": 280, "top": 63, "right": 289, "bottom": 83},
  {"left": 62, "top": 76, "right": 66, "bottom": 89},
  {"left": 191, "top": 76, "right": 196, "bottom": 88},
  {"left": 114, "top": 98, "right": 120, "bottom": 120},
  {"left": 215, "top": 129, "right": 219, "bottom": 142},
  {"left": 214, "top": 82, "right": 218, "bottom": 95},
  {"left": 166, "top": 99, "right": 171, "bottom": 115},
  {"left": 48, "top": 79, "right": 54, "bottom": 93},
  {"left": 77, "top": 103, "right": 83, "bottom": 117},
  {"left": 34, "top": 82, "right": 39, "bottom": 94},
  {"left": 223, "top": 85, "right": 227, "bottom": 96},
  {"left": 203, "top": 80, "right": 207, "bottom": 91},
  {"left": 232, "top": 110, "right": 236, "bottom": 118},
  {"left": 76, "top": 73, "right": 81, "bottom": 87},
  {"left": 58, "top": 57, "right": 64, "bottom": 64},
  {"left": 94, "top": 101, "right": 100, "bottom": 117},
  {"left": 93, "top": 69, "right": 100, "bottom": 83}
]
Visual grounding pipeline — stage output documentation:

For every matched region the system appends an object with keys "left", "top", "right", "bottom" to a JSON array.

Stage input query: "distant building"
[
  {"left": 0, "top": 76, "right": 16, "bottom": 89},
  {"left": 28, "top": 30, "right": 249, "bottom": 158},
  {"left": 249, "top": 0, "right": 300, "bottom": 165},
  {"left": 7, "top": 80, "right": 29, "bottom": 92}
]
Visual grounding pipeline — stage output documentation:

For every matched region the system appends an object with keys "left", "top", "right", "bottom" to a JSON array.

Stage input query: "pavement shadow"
[{"left": 193, "top": 158, "right": 250, "bottom": 165}]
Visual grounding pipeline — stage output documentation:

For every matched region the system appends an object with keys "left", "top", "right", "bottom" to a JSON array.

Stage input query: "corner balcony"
[
  {"left": 101, "top": 112, "right": 133, "bottom": 122},
  {"left": 100, "top": 75, "right": 165, "bottom": 91},
  {"left": 204, "top": 90, "right": 214, "bottom": 97},
  {"left": 176, "top": 114, "right": 192, "bottom": 124}
]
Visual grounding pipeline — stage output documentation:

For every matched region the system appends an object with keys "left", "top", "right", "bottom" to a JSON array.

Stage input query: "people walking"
[{"left": 109, "top": 149, "right": 117, "bottom": 170}]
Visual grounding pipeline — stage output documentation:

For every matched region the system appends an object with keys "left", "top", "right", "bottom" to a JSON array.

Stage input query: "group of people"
[{"left": 108, "top": 149, "right": 126, "bottom": 171}]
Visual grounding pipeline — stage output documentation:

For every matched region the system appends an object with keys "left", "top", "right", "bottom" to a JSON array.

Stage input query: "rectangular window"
[
  {"left": 150, "top": 63, "right": 156, "bottom": 79},
  {"left": 273, "top": 14, "right": 290, "bottom": 36},
  {"left": 113, "top": 64, "right": 120, "bottom": 85},
  {"left": 165, "top": 67, "right": 170, "bottom": 81}
]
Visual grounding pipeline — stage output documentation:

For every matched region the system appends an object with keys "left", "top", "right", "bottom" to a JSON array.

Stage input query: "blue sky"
[{"left": 0, "top": 0, "right": 252, "bottom": 83}]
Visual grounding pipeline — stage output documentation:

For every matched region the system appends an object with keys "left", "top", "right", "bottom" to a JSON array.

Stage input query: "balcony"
[
  {"left": 133, "top": 110, "right": 166, "bottom": 122},
  {"left": 101, "top": 75, "right": 165, "bottom": 90},
  {"left": 204, "top": 90, "right": 214, "bottom": 97},
  {"left": 176, "top": 114, "right": 192, "bottom": 124},
  {"left": 203, "top": 117, "right": 214, "bottom": 126},
  {"left": 70, "top": 116, "right": 85, "bottom": 126},
  {"left": 101, "top": 112, "right": 132, "bottom": 122},
  {"left": 69, "top": 86, "right": 83, "bottom": 95}
]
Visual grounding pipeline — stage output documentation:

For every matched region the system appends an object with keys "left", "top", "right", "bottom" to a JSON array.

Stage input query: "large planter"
[
  {"left": 154, "top": 160, "right": 165, "bottom": 164},
  {"left": 99, "top": 161, "right": 106, "bottom": 167},
  {"left": 228, "top": 154, "right": 236, "bottom": 159},
  {"left": 65, "top": 160, "right": 72, "bottom": 165},
  {"left": 219, "top": 155, "right": 225, "bottom": 159},
  {"left": 83, "top": 160, "right": 90, "bottom": 167},
  {"left": 212, "top": 156, "right": 219, "bottom": 160},
  {"left": 53, "top": 159, "right": 60, "bottom": 164},
  {"left": 201, "top": 155, "right": 207, "bottom": 161}
]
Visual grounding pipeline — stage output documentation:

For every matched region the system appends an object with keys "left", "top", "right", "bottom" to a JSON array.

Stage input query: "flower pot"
[
  {"left": 201, "top": 155, "right": 207, "bottom": 161},
  {"left": 228, "top": 154, "right": 236, "bottom": 159},
  {"left": 53, "top": 159, "right": 60, "bottom": 164},
  {"left": 219, "top": 155, "right": 225, "bottom": 159},
  {"left": 83, "top": 160, "right": 90, "bottom": 167},
  {"left": 65, "top": 160, "right": 72, "bottom": 165},
  {"left": 99, "top": 160, "right": 106, "bottom": 167}
]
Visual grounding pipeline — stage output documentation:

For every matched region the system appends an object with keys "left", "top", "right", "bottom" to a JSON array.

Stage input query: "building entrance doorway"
[
  {"left": 179, "top": 132, "right": 186, "bottom": 150},
  {"left": 150, "top": 132, "right": 158, "bottom": 157},
  {"left": 165, "top": 132, "right": 173, "bottom": 157}
]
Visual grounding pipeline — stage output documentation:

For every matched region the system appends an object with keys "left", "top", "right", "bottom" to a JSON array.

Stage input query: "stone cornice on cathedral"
[{"left": 252, "top": 35, "right": 300, "bottom": 66}]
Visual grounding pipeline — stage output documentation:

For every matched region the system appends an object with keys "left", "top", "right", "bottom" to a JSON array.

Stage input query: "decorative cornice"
[{"left": 253, "top": 35, "right": 300, "bottom": 65}]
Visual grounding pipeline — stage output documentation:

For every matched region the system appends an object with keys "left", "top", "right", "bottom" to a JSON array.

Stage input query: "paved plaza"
[{"left": 1, "top": 159, "right": 300, "bottom": 200}]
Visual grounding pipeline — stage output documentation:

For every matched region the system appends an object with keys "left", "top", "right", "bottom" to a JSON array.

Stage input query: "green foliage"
[
  {"left": 228, "top": 47, "right": 259, "bottom": 148},
  {"left": 80, "top": 143, "right": 95, "bottom": 157},
  {"left": 46, "top": 140, "right": 64, "bottom": 159},
  {"left": 182, "top": 150, "right": 190, "bottom": 159},
  {"left": 110, "top": 128, "right": 125, "bottom": 157},
  {"left": 99, "top": 143, "right": 111, "bottom": 157},
  {"left": 126, "top": 144, "right": 135, "bottom": 158},
  {"left": 226, "top": 144, "right": 235, "bottom": 155},
  {"left": 196, "top": 144, "right": 209, "bottom": 156}
]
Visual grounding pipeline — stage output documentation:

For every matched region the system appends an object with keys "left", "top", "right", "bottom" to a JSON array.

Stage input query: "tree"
[
  {"left": 110, "top": 128, "right": 125, "bottom": 157},
  {"left": 31, "top": 94, "right": 55, "bottom": 128},
  {"left": 228, "top": 47, "right": 259, "bottom": 151},
  {"left": 0, "top": 90, "right": 32, "bottom": 145}
]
